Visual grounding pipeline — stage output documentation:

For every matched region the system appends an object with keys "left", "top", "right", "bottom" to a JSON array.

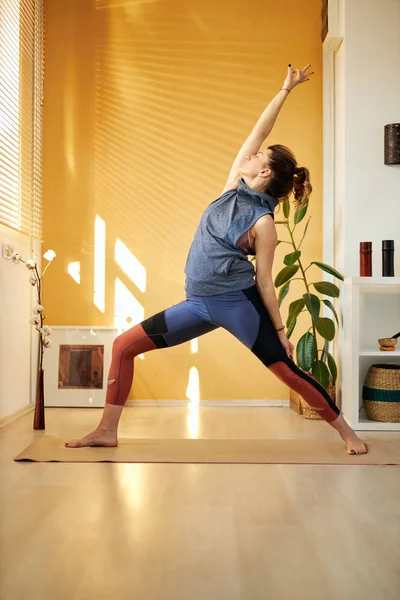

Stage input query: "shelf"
[
  {"left": 342, "top": 277, "right": 400, "bottom": 431},
  {"left": 345, "top": 277, "right": 400, "bottom": 286},
  {"left": 359, "top": 350, "right": 400, "bottom": 357},
  {"left": 356, "top": 411, "right": 400, "bottom": 431}
]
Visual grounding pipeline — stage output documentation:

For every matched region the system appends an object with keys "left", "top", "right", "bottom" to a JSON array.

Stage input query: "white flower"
[
  {"left": 25, "top": 259, "right": 36, "bottom": 270},
  {"left": 33, "top": 303, "right": 44, "bottom": 314},
  {"left": 43, "top": 337, "right": 52, "bottom": 348},
  {"left": 43, "top": 249, "right": 56, "bottom": 262},
  {"left": 30, "top": 315, "right": 40, "bottom": 325},
  {"left": 10, "top": 252, "right": 22, "bottom": 264},
  {"left": 29, "top": 275, "right": 37, "bottom": 285},
  {"left": 41, "top": 326, "right": 52, "bottom": 336}
]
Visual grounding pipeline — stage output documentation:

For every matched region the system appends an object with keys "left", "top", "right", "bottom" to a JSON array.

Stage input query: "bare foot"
[
  {"left": 341, "top": 433, "right": 368, "bottom": 455},
  {"left": 330, "top": 416, "right": 368, "bottom": 455},
  {"left": 65, "top": 429, "right": 118, "bottom": 448}
]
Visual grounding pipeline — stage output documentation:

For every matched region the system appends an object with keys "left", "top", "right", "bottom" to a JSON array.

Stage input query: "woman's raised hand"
[{"left": 282, "top": 64, "right": 314, "bottom": 91}]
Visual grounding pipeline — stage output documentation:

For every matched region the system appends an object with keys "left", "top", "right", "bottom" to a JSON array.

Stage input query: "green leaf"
[
  {"left": 296, "top": 332, "right": 317, "bottom": 372},
  {"left": 286, "top": 298, "right": 305, "bottom": 330},
  {"left": 284, "top": 250, "right": 301, "bottom": 266},
  {"left": 286, "top": 317, "right": 297, "bottom": 340},
  {"left": 323, "top": 299, "right": 339, "bottom": 326},
  {"left": 312, "top": 360, "right": 330, "bottom": 389},
  {"left": 274, "top": 265, "right": 299, "bottom": 288},
  {"left": 311, "top": 261, "right": 344, "bottom": 281},
  {"left": 320, "top": 339, "right": 329, "bottom": 363},
  {"left": 326, "top": 351, "right": 337, "bottom": 384},
  {"left": 316, "top": 317, "right": 336, "bottom": 341},
  {"left": 278, "top": 281, "right": 290, "bottom": 307},
  {"left": 312, "top": 281, "right": 340, "bottom": 298},
  {"left": 298, "top": 216, "right": 311, "bottom": 248},
  {"left": 303, "top": 293, "right": 320, "bottom": 324},
  {"left": 282, "top": 199, "right": 290, "bottom": 219},
  {"left": 294, "top": 197, "right": 309, "bottom": 225}
]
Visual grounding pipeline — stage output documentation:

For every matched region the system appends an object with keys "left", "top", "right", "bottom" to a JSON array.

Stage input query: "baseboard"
[
  {"left": 126, "top": 400, "right": 290, "bottom": 408},
  {"left": 0, "top": 403, "right": 34, "bottom": 429}
]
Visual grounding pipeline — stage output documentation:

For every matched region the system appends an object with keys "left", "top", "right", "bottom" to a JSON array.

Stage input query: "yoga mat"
[{"left": 14, "top": 436, "right": 400, "bottom": 465}]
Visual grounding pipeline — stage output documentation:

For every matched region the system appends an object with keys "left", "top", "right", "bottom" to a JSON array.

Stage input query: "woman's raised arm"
[{"left": 221, "top": 64, "right": 313, "bottom": 194}]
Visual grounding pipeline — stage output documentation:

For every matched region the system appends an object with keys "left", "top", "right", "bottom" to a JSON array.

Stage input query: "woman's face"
[{"left": 239, "top": 148, "right": 272, "bottom": 179}]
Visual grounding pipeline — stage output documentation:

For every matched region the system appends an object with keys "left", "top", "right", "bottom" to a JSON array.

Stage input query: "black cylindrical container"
[
  {"left": 384, "top": 124, "right": 400, "bottom": 165},
  {"left": 382, "top": 240, "right": 395, "bottom": 277}
]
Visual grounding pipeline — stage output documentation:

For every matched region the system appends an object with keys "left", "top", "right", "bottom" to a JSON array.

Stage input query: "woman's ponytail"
[{"left": 293, "top": 166, "right": 312, "bottom": 206}]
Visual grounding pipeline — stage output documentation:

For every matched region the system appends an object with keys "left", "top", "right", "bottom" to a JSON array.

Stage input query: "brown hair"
[{"left": 266, "top": 144, "right": 312, "bottom": 206}]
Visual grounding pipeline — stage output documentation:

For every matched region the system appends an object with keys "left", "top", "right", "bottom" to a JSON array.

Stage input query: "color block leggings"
[{"left": 106, "top": 285, "right": 340, "bottom": 423}]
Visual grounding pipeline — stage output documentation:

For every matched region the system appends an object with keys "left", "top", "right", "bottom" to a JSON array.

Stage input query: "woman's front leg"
[
  {"left": 65, "top": 323, "right": 155, "bottom": 448},
  {"left": 66, "top": 301, "right": 218, "bottom": 448}
]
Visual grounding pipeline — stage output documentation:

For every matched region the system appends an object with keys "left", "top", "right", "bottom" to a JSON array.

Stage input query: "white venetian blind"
[{"left": 0, "top": 0, "right": 44, "bottom": 239}]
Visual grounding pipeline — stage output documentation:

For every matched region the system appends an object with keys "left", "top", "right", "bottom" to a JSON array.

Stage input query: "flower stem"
[
  {"left": 34, "top": 266, "right": 43, "bottom": 371},
  {"left": 41, "top": 262, "right": 51, "bottom": 278}
]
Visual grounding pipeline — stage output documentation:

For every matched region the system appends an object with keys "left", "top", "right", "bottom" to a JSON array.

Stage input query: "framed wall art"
[{"left": 44, "top": 326, "right": 118, "bottom": 407}]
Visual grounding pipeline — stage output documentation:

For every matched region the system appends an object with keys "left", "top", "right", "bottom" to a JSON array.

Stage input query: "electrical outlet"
[{"left": 2, "top": 243, "right": 14, "bottom": 259}]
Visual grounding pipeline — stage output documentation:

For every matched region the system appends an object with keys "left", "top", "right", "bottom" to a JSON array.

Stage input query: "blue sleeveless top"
[{"left": 184, "top": 179, "right": 278, "bottom": 296}]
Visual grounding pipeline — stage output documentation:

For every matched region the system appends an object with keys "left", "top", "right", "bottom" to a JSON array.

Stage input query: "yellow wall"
[{"left": 43, "top": 0, "right": 323, "bottom": 400}]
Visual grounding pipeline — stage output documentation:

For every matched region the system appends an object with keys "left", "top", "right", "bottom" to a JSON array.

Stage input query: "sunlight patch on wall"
[
  {"left": 67, "top": 261, "right": 80, "bottom": 284},
  {"left": 186, "top": 366, "right": 200, "bottom": 404},
  {"left": 114, "top": 277, "right": 144, "bottom": 333},
  {"left": 190, "top": 338, "right": 198, "bottom": 354},
  {"left": 94, "top": 215, "right": 106, "bottom": 313},
  {"left": 186, "top": 366, "right": 200, "bottom": 439},
  {"left": 115, "top": 238, "right": 146, "bottom": 293}
]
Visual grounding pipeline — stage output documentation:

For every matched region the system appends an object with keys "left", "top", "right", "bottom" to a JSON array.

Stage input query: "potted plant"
[{"left": 273, "top": 197, "right": 343, "bottom": 418}]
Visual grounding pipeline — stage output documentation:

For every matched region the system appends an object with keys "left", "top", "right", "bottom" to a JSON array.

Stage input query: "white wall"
[
  {"left": 0, "top": 224, "right": 41, "bottom": 421},
  {"left": 333, "top": 0, "right": 400, "bottom": 277}
]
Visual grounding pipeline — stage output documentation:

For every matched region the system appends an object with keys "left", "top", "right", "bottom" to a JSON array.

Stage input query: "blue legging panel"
[{"left": 134, "top": 285, "right": 340, "bottom": 422}]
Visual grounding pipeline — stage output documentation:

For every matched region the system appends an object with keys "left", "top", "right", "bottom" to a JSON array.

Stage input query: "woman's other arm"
[{"left": 252, "top": 215, "right": 294, "bottom": 359}]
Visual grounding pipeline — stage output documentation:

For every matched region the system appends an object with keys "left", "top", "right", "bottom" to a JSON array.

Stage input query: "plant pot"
[
  {"left": 290, "top": 388, "right": 303, "bottom": 414},
  {"left": 291, "top": 384, "right": 336, "bottom": 420},
  {"left": 33, "top": 368, "right": 45, "bottom": 430}
]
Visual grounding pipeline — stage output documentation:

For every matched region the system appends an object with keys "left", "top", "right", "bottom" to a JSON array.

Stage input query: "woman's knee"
[
  {"left": 112, "top": 333, "right": 127, "bottom": 357},
  {"left": 111, "top": 323, "right": 157, "bottom": 361}
]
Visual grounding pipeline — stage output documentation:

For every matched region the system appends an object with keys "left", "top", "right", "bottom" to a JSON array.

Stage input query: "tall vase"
[{"left": 33, "top": 368, "right": 45, "bottom": 430}]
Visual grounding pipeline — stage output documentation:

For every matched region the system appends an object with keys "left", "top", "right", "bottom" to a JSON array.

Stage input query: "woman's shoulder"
[{"left": 251, "top": 213, "right": 276, "bottom": 236}]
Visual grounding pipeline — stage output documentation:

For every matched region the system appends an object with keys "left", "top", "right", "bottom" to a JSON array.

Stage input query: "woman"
[{"left": 67, "top": 64, "right": 367, "bottom": 455}]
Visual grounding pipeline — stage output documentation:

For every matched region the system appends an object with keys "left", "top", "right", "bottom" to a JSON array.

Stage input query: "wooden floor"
[{"left": 1, "top": 407, "right": 400, "bottom": 600}]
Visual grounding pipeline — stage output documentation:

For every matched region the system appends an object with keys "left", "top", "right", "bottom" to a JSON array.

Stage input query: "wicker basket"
[
  {"left": 362, "top": 364, "right": 400, "bottom": 422},
  {"left": 293, "top": 384, "right": 336, "bottom": 420}
]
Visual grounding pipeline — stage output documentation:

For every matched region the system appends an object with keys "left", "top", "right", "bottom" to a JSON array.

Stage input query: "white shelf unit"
[{"left": 342, "top": 278, "right": 400, "bottom": 430}]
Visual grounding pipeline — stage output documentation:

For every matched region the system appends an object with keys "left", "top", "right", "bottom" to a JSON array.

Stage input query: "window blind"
[{"left": 0, "top": 0, "right": 44, "bottom": 239}]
